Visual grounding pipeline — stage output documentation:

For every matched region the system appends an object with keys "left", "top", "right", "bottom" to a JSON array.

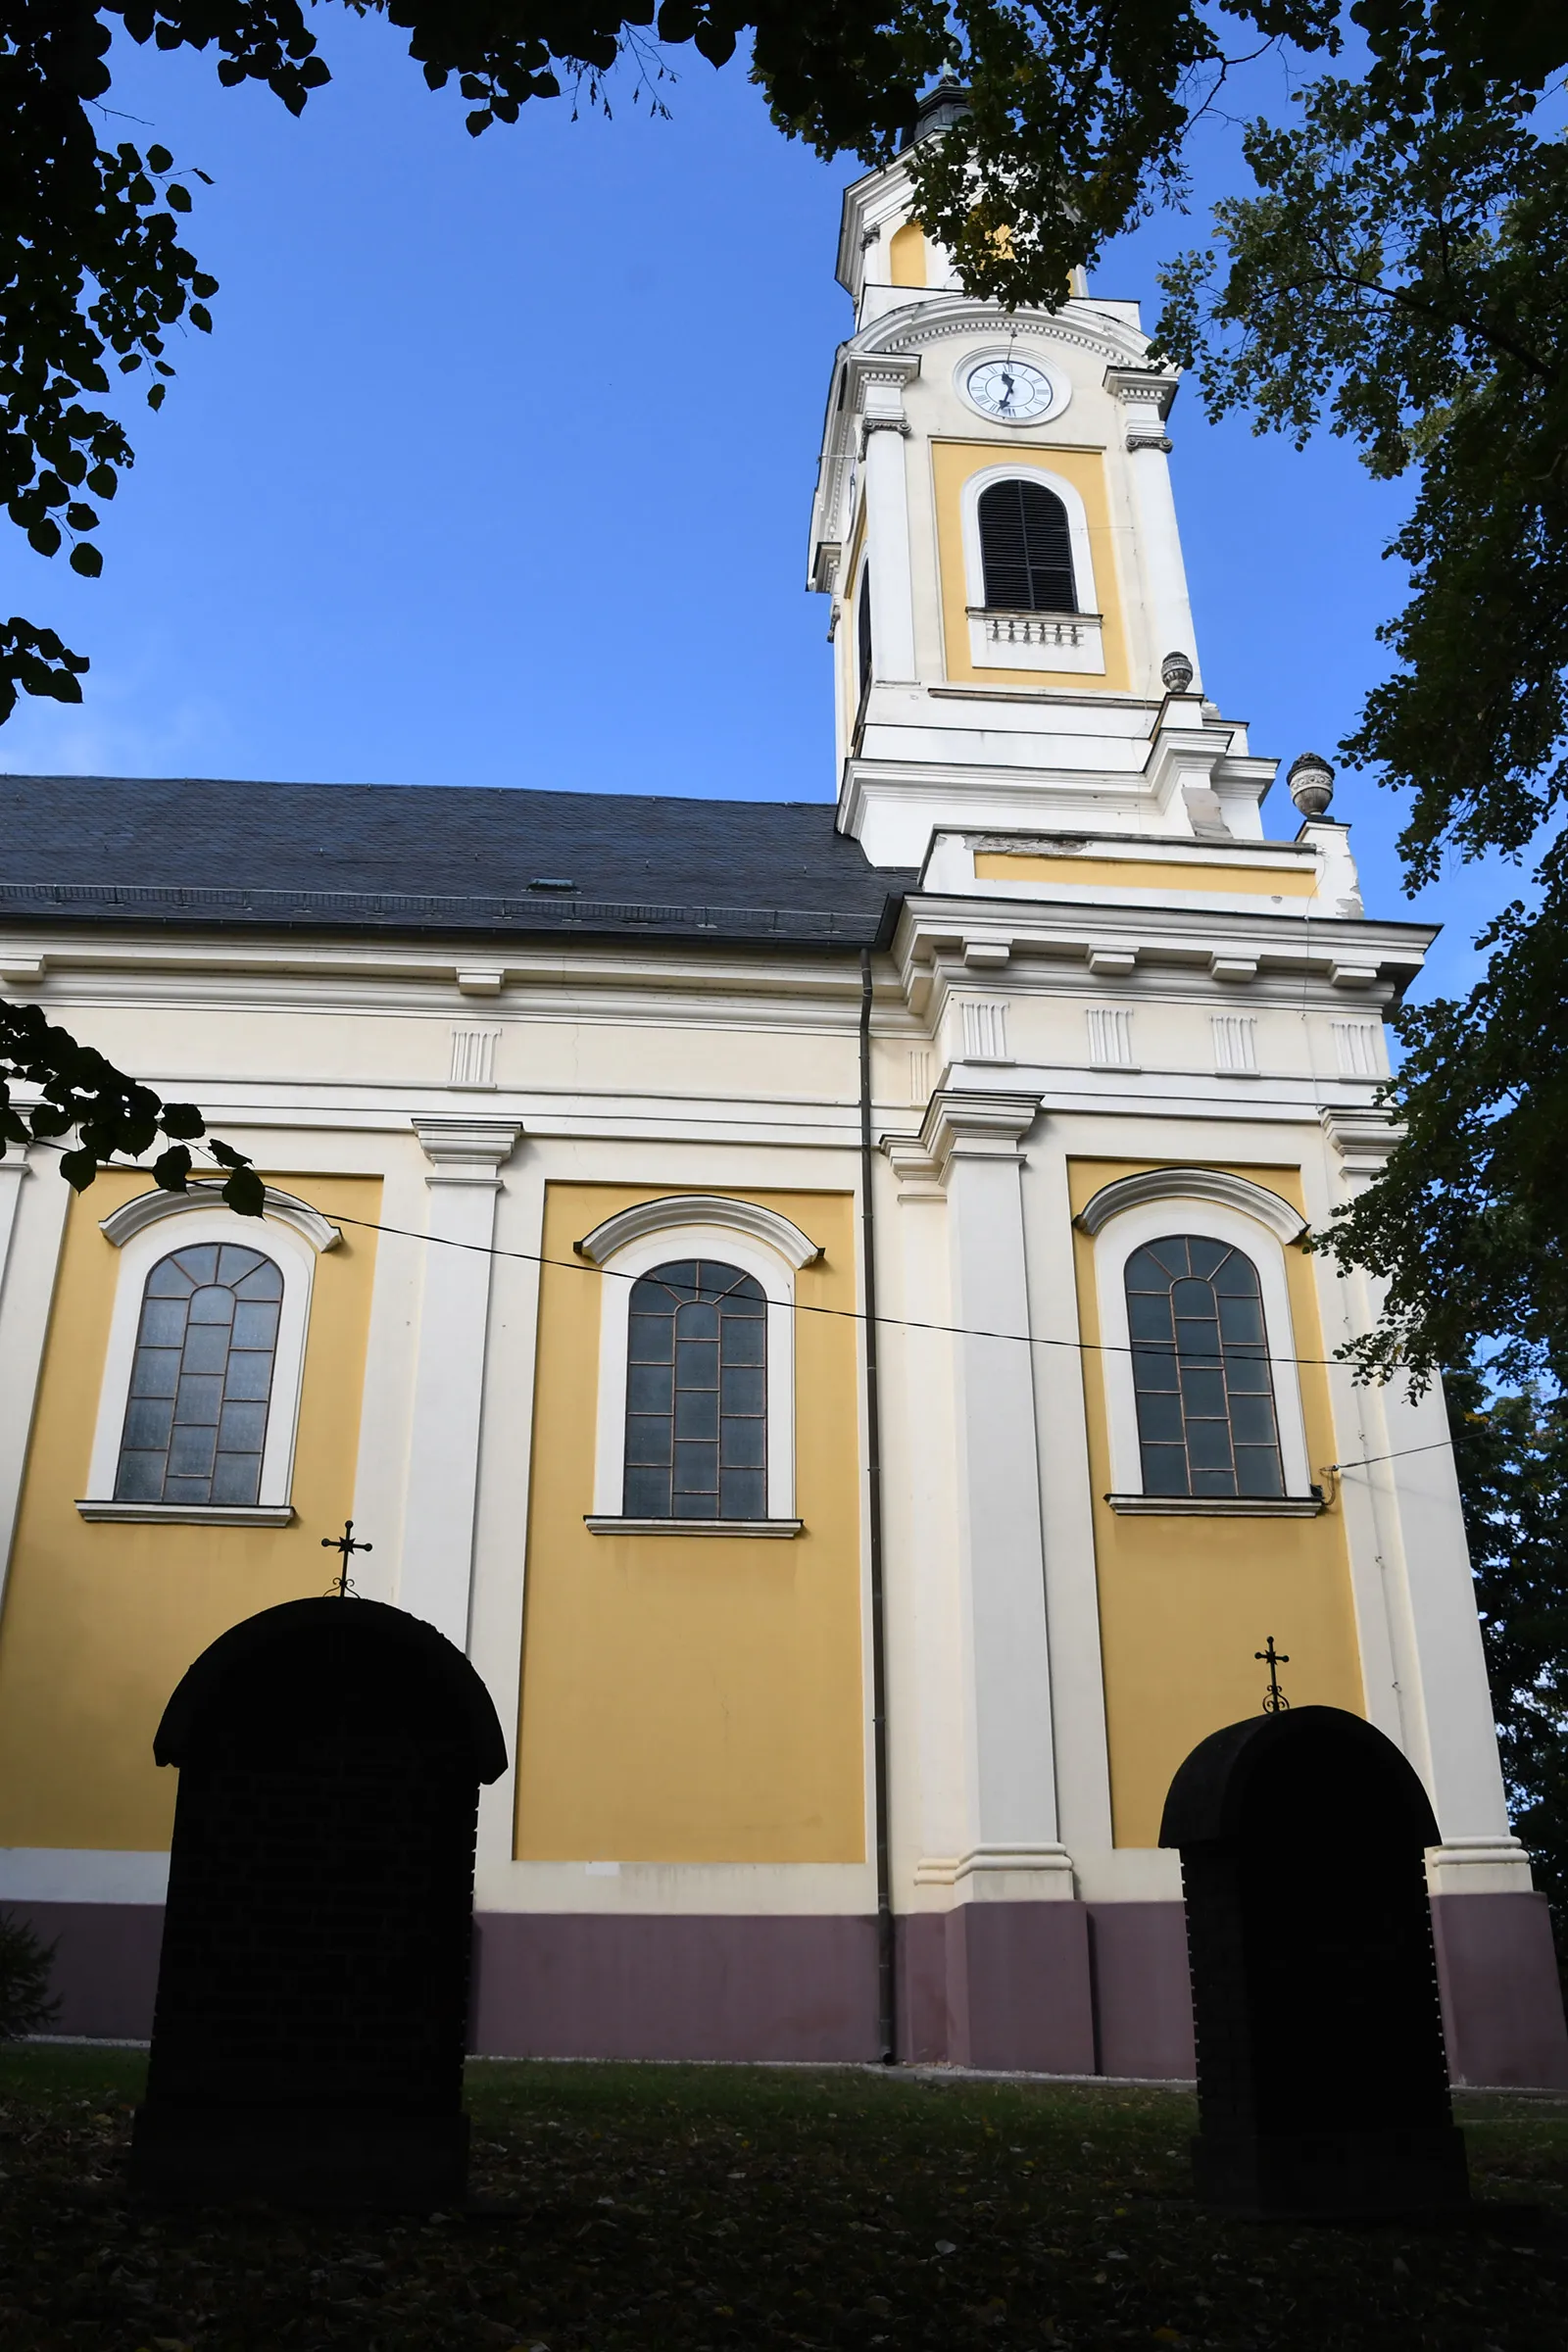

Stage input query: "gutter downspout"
[{"left": 859, "top": 945, "right": 897, "bottom": 2063}]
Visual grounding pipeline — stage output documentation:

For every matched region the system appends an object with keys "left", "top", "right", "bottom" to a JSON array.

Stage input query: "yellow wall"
[
  {"left": 515, "top": 1184, "right": 865, "bottom": 1864},
  {"left": 1070, "top": 1157, "right": 1364, "bottom": 1846},
  {"left": 932, "top": 440, "right": 1130, "bottom": 691},
  {"left": 888, "top": 221, "right": 927, "bottom": 287},
  {"left": 976, "top": 853, "right": 1317, "bottom": 898},
  {"left": 0, "top": 1171, "right": 381, "bottom": 1850}
]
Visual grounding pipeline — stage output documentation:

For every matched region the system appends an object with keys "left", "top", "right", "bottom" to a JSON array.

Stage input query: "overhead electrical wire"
[{"left": 25, "top": 1142, "right": 1457, "bottom": 1484}]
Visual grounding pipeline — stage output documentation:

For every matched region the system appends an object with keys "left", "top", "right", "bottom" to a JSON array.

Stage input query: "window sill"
[
  {"left": 1104, "top": 1493, "right": 1323, "bottom": 1518},
  {"left": 75, "top": 1501, "right": 295, "bottom": 1527},
  {"left": 583, "top": 1516, "right": 803, "bottom": 1540}
]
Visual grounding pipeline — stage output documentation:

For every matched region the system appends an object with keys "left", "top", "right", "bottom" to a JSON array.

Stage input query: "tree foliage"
[
  {"left": 5, "top": 0, "right": 1568, "bottom": 1334},
  {"left": 0, "top": 1906, "right": 59, "bottom": 2038},
  {"left": 1156, "top": 59, "right": 1568, "bottom": 1388},
  {"left": 0, "top": 998, "right": 262, "bottom": 1210},
  {"left": 1446, "top": 1363, "right": 1568, "bottom": 1938}
]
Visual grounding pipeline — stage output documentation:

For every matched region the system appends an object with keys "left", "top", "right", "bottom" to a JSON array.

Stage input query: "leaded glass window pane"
[
  {"left": 1123, "top": 1237, "right": 1284, "bottom": 1499},
  {"left": 115, "top": 1244, "right": 283, "bottom": 1506},
  {"left": 622, "top": 1260, "right": 767, "bottom": 1520}
]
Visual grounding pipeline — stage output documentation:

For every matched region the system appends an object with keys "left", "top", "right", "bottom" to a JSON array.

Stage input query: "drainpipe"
[{"left": 859, "top": 946, "right": 897, "bottom": 2062}]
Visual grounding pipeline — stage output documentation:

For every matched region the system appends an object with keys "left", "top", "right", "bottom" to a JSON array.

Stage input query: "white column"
[
  {"left": 0, "top": 1155, "right": 65, "bottom": 1615},
  {"left": 1320, "top": 1111, "right": 1529, "bottom": 1893},
  {"left": 931, "top": 1091, "right": 1072, "bottom": 1897},
  {"left": 0, "top": 1158, "right": 27, "bottom": 1292},
  {"left": 860, "top": 407, "right": 917, "bottom": 682},
  {"left": 399, "top": 1117, "right": 521, "bottom": 1649},
  {"left": 1106, "top": 368, "right": 1201, "bottom": 692}
]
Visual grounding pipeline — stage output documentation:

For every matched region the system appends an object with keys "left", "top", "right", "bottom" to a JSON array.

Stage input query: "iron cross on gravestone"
[
  {"left": 321, "top": 1520, "right": 372, "bottom": 1598},
  {"left": 1254, "top": 1636, "right": 1290, "bottom": 1714}
]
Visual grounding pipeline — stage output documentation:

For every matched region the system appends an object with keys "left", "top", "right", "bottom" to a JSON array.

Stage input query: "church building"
[{"left": 0, "top": 115, "right": 1562, "bottom": 2083}]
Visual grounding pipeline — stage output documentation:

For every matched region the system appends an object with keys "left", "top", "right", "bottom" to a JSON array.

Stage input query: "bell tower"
[{"left": 808, "top": 105, "right": 1277, "bottom": 869}]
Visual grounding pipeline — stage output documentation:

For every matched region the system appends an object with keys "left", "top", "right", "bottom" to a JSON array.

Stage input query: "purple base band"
[{"left": 9, "top": 1892, "right": 1565, "bottom": 2086}]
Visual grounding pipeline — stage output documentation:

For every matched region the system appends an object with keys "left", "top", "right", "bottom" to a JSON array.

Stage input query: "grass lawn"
[{"left": 0, "top": 2046, "right": 1565, "bottom": 2349}]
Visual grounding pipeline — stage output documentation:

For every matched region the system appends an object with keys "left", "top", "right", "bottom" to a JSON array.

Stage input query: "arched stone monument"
[
  {"left": 1160, "top": 1705, "right": 1469, "bottom": 2217},
  {"left": 130, "top": 1597, "right": 507, "bottom": 2208}
]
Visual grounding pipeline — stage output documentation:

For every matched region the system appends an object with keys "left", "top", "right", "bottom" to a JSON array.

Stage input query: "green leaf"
[
  {"left": 146, "top": 143, "right": 172, "bottom": 173},
  {"left": 26, "top": 520, "right": 61, "bottom": 558},
  {"left": 166, "top": 183, "right": 193, "bottom": 214},
  {"left": 189, "top": 303, "right": 213, "bottom": 333},
  {"left": 68, "top": 544, "right": 103, "bottom": 578},
  {"left": 152, "top": 1145, "right": 194, "bottom": 1193},
  {"left": 221, "top": 1163, "right": 267, "bottom": 1218},
  {"left": 65, "top": 504, "right": 97, "bottom": 531},
  {"left": 58, "top": 1148, "right": 98, "bottom": 1193},
  {"left": 147, "top": 384, "right": 166, "bottom": 411}
]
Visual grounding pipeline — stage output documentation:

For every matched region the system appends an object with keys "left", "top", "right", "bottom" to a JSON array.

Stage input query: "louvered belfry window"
[
  {"left": 623, "top": 1260, "right": 767, "bottom": 1520},
  {"left": 1124, "top": 1237, "right": 1285, "bottom": 1498},
  {"left": 115, "top": 1244, "right": 283, "bottom": 1506},
  {"left": 977, "top": 478, "right": 1077, "bottom": 613}
]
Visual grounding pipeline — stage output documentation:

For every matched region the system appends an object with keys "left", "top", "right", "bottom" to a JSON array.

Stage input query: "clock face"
[{"left": 964, "top": 356, "right": 1057, "bottom": 423}]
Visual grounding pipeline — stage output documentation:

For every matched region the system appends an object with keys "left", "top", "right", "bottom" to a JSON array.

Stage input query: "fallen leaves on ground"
[{"left": 0, "top": 2048, "right": 1564, "bottom": 2349}]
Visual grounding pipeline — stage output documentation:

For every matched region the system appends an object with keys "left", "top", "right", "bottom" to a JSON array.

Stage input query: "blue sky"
[{"left": 0, "top": 20, "right": 1513, "bottom": 999}]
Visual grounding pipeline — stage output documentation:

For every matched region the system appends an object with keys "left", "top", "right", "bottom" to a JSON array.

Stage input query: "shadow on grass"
[{"left": 0, "top": 2045, "right": 1565, "bottom": 2349}]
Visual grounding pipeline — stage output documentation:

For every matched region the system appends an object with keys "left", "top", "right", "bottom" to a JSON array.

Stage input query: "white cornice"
[
  {"left": 1075, "top": 1166, "right": 1306, "bottom": 1242},
  {"left": 868, "top": 297, "right": 1148, "bottom": 370},
  {"left": 892, "top": 893, "right": 1433, "bottom": 1003},
  {"left": 0, "top": 936, "right": 879, "bottom": 1018},
  {"left": 414, "top": 1117, "right": 522, "bottom": 1180},
  {"left": 98, "top": 1181, "right": 341, "bottom": 1253},
  {"left": 886, "top": 1087, "right": 1041, "bottom": 1192},
  {"left": 574, "top": 1193, "right": 823, "bottom": 1270},
  {"left": 1321, "top": 1103, "right": 1404, "bottom": 1185}
]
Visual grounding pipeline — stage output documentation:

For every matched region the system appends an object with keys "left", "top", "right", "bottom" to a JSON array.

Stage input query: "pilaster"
[
  {"left": 901, "top": 1089, "right": 1072, "bottom": 1898},
  {"left": 855, "top": 360, "right": 920, "bottom": 685},
  {"left": 1105, "top": 367, "right": 1201, "bottom": 693},
  {"left": 0, "top": 1154, "right": 66, "bottom": 1616},
  {"left": 399, "top": 1118, "right": 522, "bottom": 1649},
  {"left": 1319, "top": 1108, "right": 1530, "bottom": 1891}
]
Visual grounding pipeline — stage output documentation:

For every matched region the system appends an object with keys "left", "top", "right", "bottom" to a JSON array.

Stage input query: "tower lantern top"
[{"left": 809, "top": 143, "right": 1297, "bottom": 870}]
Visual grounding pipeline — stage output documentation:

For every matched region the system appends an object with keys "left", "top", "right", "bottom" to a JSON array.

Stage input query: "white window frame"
[
  {"left": 77, "top": 1185, "right": 339, "bottom": 1526},
  {"left": 1079, "top": 1169, "right": 1317, "bottom": 1513},
  {"left": 576, "top": 1196, "right": 820, "bottom": 1536},
  {"left": 959, "top": 462, "right": 1104, "bottom": 675}
]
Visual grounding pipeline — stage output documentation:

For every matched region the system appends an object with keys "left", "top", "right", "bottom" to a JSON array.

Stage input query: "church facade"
[{"left": 0, "top": 134, "right": 1563, "bottom": 2083}]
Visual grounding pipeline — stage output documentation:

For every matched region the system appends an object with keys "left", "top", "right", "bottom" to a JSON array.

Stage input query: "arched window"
[
  {"left": 857, "top": 566, "right": 873, "bottom": 702},
  {"left": 977, "top": 478, "right": 1076, "bottom": 614},
  {"left": 623, "top": 1259, "right": 767, "bottom": 1521},
  {"left": 115, "top": 1243, "right": 283, "bottom": 1507},
  {"left": 1124, "top": 1237, "right": 1284, "bottom": 1498}
]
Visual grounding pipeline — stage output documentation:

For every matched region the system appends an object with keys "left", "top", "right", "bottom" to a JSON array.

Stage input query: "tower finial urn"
[{"left": 1288, "top": 752, "right": 1336, "bottom": 819}]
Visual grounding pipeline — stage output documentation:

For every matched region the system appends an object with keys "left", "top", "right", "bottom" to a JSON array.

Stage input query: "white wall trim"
[
  {"left": 99, "top": 1180, "right": 341, "bottom": 1254},
  {"left": 589, "top": 1221, "right": 801, "bottom": 1522},
  {"left": 576, "top": 1193, "right": 822, "bottom": 1270},
  {"left": 81, "top": 1205, "right": 319, "bottom": 1510},
  {"left": 0, "top": 1846, "right": 171, "bottom": 1902},
  {"left": 1089, "top": 1192, "right": 1313, "bottom": 1500},
  {"left": 76, "top": 1500, "right": 293, "bottom": 1527},
  {"left": 1076, "top": 1165, "right": 1306, "bottom": 1243},
  {"left": 584, "top": 1516, "right": 803, "bottom": 1540}
]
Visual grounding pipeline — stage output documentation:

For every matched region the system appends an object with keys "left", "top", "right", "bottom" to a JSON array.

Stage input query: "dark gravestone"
[
  {"left": 129, "top": 1597, "right": 507, "bottom": 2209},
  {"left": 1160, "top": 1705, "right": 1469, "bottom": 2218}
]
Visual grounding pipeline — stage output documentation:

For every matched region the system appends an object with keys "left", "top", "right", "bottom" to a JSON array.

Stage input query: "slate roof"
[{"left": 0, "top": 775, "right": 914, "bottom": 952}]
